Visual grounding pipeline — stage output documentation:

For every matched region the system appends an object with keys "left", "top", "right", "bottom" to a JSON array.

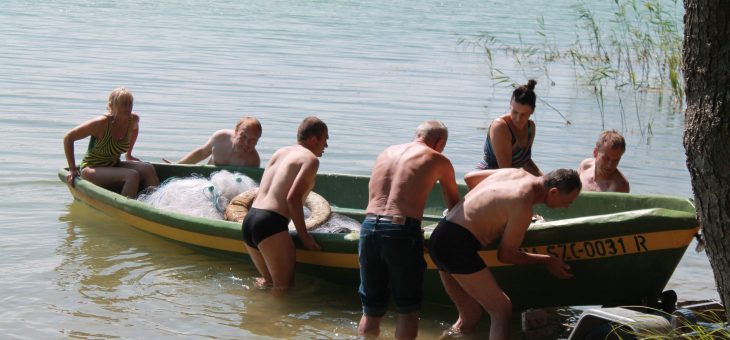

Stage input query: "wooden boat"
[{"left": 58, "top": 163, "right": 699, "bottom": 310}]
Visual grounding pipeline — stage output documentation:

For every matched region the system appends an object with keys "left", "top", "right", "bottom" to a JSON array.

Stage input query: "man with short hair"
[
  {"left": 358, "top": 120, "right": 461, "bottom": 339},
  {"left": 241, "top": 116, "right": 328, "bottom": 292},
  {"left": 166, "top": 117, "right": 262, "bottom": 167},
  {"left": 429, "top": 168, "right": 581, "bottom": 340},
  {"left": 579, "top": 129, "right": 629, "bottom": 193}
]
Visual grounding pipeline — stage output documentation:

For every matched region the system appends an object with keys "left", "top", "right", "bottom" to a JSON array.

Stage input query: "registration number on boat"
[{"left": 520, "top": 235, "right": 649, "bottom": 261}]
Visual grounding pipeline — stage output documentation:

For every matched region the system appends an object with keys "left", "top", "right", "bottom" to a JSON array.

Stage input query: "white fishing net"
[
  {"left": 312, "top": 212, "right": 361, "bottom": 233},
  {"left": 210, "top": 170, "right": 258, "bottom": 202},
  {"left": 137, "top": 170, "right": 360, "bottom": 232},
  {"left": 138, "top": 170, "right": 257, "bottom": 220}
]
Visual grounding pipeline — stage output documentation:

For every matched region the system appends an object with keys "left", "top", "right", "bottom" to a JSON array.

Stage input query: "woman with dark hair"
[{"left": 477, "top": 79, "right": 542, "bottom": 176}]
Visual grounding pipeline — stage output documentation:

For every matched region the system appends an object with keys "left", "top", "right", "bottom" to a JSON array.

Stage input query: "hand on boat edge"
[
  {"left": 66, "top": 170, "right": 79, "bottom": 187},
  {"left": 300, "top": 234, "right": 322, "bottom": 251},
  {"left": 546, "top": 255, "right": 573, "bottom": 279}
]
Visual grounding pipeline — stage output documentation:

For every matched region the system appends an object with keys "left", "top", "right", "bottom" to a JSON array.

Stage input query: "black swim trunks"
[
  {"left": 428, "top": 219, "right": 486, "bottom": 274},
  {"left": 241, "top": 207, "right": 289, "bottom": 249}
]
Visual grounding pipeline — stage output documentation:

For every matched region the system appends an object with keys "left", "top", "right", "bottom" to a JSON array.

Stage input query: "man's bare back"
[
  {"left": 358, "top": 120, "right": 460, "bottom": 339},
  {"left": 366, "top": 141, "right": 459, "bottom": 219},
  {"left": 430, "top": 168, "right": 581, "bottom": 339},
  {"left": 450, "top": 169, "right": 540, "bottom": 246},
  {"left": 253, "top": 144, "right": 317, "bottom": 220},
  {"left": 241, "top": 116, "right": 327, "bottom": 292}
]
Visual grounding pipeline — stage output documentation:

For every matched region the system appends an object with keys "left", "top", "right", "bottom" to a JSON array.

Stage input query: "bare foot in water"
[
  {"left": 440, "top": 320, "right": 479, "bottom": 339},
  {"left": 440, "top": 326, "right": 465, "bottom": 339},
  {"left": 254, "top": 277, "right": 273, "bottom": 289}
]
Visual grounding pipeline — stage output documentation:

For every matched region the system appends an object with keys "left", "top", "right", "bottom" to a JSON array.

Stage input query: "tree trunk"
[{"left": 682, "top": 0, "right": 730, "bottom": 318}]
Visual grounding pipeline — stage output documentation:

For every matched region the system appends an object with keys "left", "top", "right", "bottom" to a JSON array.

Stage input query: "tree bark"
[{"left": 682, "top": 0, "right": 730, "bottom": 318}]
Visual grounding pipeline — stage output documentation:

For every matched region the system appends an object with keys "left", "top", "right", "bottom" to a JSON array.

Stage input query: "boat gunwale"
[{"left": 58, "top": 165, "right": 698, "bottom": 252}]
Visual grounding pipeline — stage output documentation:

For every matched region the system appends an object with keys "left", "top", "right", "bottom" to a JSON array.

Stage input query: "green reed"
[
  {"left": 605, "top": 307, "right": 729, "bottom": 339},
  {"left": 460, "top": 0, "right": 684, "bottom": 133}
]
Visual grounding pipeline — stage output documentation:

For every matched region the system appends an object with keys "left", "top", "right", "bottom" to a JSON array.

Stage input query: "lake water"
[{"left": 0, "top": 0, "right": 716, "bottom": 338}]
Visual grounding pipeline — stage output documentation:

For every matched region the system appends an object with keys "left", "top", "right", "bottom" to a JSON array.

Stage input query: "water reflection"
[
  {"left": 55, "top": 202, "right": 369, "bottom": 338},
  {"left": 55, "top": 200, "right": 703, "bottom": 339},
  {"left": 239, "top": 283, "right": 361, "bottom": 338}
]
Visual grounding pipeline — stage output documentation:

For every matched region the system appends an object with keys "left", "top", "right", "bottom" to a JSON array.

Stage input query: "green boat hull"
[{"left": 59, "top": 163, "right": 698, "bottom": 310}]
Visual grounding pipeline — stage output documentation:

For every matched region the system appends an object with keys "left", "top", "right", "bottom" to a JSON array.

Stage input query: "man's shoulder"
[
  {"left": 384, "top": 142, "right": 410, "bottom": 152},
  {"left": 579, "top": 158, "right": 594, "bottom": 170},
  {"left": 211, "top": 129, "right": 234, "bottom": 138},
  {"left": 614, "top": 170, "right": 630, "bottom": 186},
  {"left": 277, "top": 145, "right": 316, "bottom": 159}
]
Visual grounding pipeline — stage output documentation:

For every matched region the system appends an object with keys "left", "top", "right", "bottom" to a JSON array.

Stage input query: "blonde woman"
[{"left": 63, "top": 87, "right": 158, "bottom": 197}]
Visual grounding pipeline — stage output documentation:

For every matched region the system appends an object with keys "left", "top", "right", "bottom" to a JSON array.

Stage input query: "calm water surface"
[{"left": 0, "top": 0, "right": 715, "bottom": 338}]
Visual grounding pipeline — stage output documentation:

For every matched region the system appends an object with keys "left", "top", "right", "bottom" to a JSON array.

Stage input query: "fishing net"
[
  {"left": 138, "top": 170, "right": 257, "bottom": 220},
  {"left": 137, "top": 170, "right": 360, "bottom": 232},
  {"left": 311, "top": 212, "right": 361, "bottom": 233}
]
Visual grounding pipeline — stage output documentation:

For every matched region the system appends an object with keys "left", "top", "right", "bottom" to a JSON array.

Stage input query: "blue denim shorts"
[{"left": 358, "top": 218, "right": 425, "bottom": 316}]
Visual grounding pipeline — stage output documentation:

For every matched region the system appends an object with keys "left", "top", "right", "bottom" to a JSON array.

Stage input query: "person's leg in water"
[
  {"left": 257, "top": 231, "right": 296, "bottom": 293},
  {"left": 452, "top": 269, "right": 512, "bottom": 340},
  {"left": 438, "top": 271, "right": 483, "bottom": 334}
]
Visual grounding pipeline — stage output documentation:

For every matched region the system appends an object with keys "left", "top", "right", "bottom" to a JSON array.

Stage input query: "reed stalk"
[{"left": 461, "top": 0, "right": 683, "bottom": 134}]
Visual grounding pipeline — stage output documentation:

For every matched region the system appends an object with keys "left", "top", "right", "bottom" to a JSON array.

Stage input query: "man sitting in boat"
[
  {"left": 241, "top": 116, "right": 327, "bottom": 292},
  {"left": 358, "top": 120, "right": 460, "bottom": 339},
  {"left": 578, "top": 129, "right": 629, "bottom": 193},
  {"left": 428, "top": 168, "right": 581, "bottom": 339},
  {"left": 164, "top": 117, "right": 262, "bottom": 167}
]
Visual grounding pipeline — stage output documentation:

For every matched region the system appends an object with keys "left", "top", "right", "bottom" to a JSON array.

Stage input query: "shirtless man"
[
  {"left": 358, "top": 121, "right": 461, "bottom": 340},
  {"left": 165, "top": 117, "right": 262, "bottom": 167},
  {"left": 428, "top": 168, "right": 581, "bottom": 340},
  {"left": 241, "top": 116, "right": 327, "bottom": 292},
  {"left": 579, "top": 129, "right": 629, "bottom": 193}
]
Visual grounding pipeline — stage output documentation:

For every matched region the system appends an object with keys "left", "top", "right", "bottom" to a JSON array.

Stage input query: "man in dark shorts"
[
  {"left": 429, "top": 168, "right": 581, "bottom": 340},
  {"left": 358, "top": 121, "right": 460, "bottom": 339},
  {"left": 241, "top": 116, "right": 328, "bottom": 292}
]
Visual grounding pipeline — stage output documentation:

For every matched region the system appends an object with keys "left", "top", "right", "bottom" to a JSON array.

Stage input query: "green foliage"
[{"left": 461, "top": 0, "right": 684, "bottom": 132}]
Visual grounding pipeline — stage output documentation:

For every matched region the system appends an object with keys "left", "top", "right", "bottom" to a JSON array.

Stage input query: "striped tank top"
[
  {"left": 80, "top": 116, "right": 131, "bottom": 169},
  {"left": 477, "top": 116, "right": 533, "bottom": 170}
]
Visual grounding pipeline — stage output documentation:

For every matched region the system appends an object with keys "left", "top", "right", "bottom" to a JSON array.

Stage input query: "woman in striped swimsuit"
[
  {"left": 63, "top": 87, "right": 159, "bottom": 197},
  {"left": 477, "top": 79, "right": 543, "bottom": 176}
]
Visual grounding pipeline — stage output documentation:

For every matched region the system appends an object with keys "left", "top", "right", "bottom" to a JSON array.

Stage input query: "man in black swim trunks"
[
  {"left": 428, "top": 168, "right": 580, "bottom": 340},
  {"left": 241, "top": 116, "right": 328, "bottom": 292},
  {"left": 358, "top": 121, "right": 460, "bottom": 339}
]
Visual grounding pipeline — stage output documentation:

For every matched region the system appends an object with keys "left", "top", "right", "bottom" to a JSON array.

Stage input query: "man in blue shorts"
[
  {"left": 358, "top": 121, "right": 460, "bottom": 339},
  {"left": 428, "top": 168, "right": 581, "bottom": 339}
]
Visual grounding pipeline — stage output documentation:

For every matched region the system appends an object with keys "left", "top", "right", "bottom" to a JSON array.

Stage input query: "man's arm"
[
  {"left": 176, "top": 134, "right": 215, "bottom": 164},
  {"left": 617, "top": 172, "right": 630, "bottom": 193},
  {"left": 437, "top": 160, "right": 460, "bottom": 210},
  {"left": 577, "top": 158, "right": 592, "bottom": 174},
  {"left": 497, "top": 202, "right": 572, "bottom": 278},
  {"left": 286, "top": 158, "right": 322, "bottom": 251},
  {"left": 251, "top": 151, "right": 261, "bottom": 168}
]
